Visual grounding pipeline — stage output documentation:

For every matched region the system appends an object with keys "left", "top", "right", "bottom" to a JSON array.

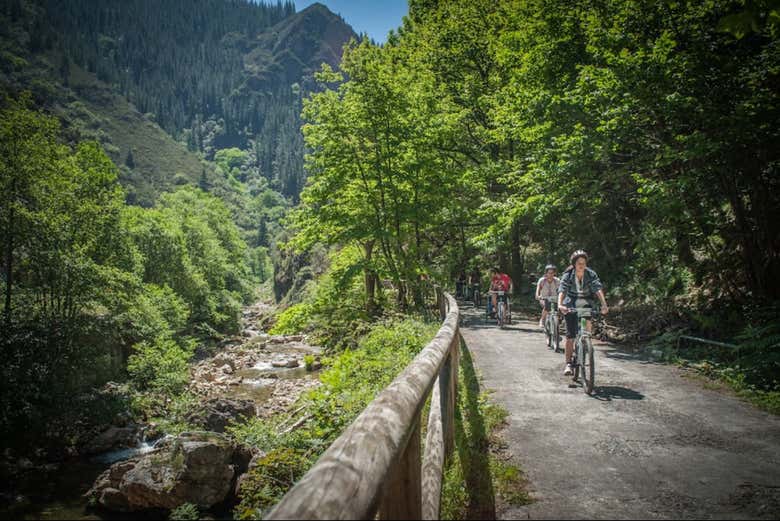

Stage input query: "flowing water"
[{"left": 3, "top": 338, "right": 320, "bottom": 520}]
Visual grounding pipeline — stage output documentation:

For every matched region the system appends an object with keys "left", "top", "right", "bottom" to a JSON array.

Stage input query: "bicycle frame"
[
  {"left": 573, "top": 308, "right": 594, "bottom": 355},
  {"left": 543, "top": 297, "right": 559, "bottom": 351},
  {"left": 487, "top": 290, "right": 510, "bottom": 327},
  {"left": 571, "top": 307, "right": 596, "bottom": 394}
]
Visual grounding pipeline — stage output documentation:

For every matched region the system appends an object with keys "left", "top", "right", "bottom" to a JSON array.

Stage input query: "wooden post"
[
  {"left": 422, "top": 378, "right": 444, "bottom": 520},
  {"left": 443, "top": 331, "right": 459, "bottom": 459},
  {"left": 380, "top": 417, "right": 422, "bottom": 520}
]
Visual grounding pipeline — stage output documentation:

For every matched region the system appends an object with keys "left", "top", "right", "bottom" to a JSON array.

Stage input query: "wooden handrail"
[{"left": 267, "top": 290, "right": 460, "bottom": 520}]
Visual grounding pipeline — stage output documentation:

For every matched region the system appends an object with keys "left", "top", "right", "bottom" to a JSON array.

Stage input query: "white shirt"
[{"left": 537, "top": 276, "right": 560, "bottom": 298}]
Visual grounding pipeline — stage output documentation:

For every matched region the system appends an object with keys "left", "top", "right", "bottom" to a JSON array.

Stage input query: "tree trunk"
[
  {"left": 3, "top": 205, "right": 13, "bottom": 328},
  {"left": 510, "top": 220, "right": 524, "bottom": 295},
  {"left": 364, "top": 241, "right": 377, "bottom": 315}
]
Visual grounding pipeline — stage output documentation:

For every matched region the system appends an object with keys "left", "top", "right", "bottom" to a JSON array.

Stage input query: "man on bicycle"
[
  {"left": 468, "top": 267, "right": 481, "bottom": 304},
  {"left": 536, "top": 264, "right": 560, "bottom": 328},
  {"left": 557, "top": 250, "right": 608, "bottom": 376},
  {"left": 489, "top": 267, "right": 513, "bottom": 318}
]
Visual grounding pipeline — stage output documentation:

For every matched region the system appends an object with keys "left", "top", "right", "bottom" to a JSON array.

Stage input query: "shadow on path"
[
  {"left": 592, "top": 385, "right": 645, "bottom": 401},
  {"left": 456, "top": 339, "right": 497, "bottom": 520}
]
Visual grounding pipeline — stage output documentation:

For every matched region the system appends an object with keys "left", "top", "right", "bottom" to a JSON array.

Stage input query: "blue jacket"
[{"left": 558, "top": 267, "right": 603, "bottom": 306}]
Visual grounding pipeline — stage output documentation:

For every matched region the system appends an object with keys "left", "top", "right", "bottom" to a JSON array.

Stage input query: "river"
[{"left": 1, "top": 303, "right": 322, "bottom": 520}]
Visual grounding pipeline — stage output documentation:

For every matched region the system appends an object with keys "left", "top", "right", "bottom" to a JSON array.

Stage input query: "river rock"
[
  {"left": 212, "top": 354, "right": 236, "bottom": 370},
  {"left": 88, "top": 432, "right": 237, "bottom": 512},
  {"left": 233, "top": 451, "right": 265, "bottom": 497},
  {"left": 185, "top": 398, "right": 256, "bottom": 433},
  {"left": 83, "top": 426, "right": 138, "bottom": 455},
  {"left": 285, "top": 359, "right": 299, "bottom": 369},
  {"left": 99, "top": 487, "right": 131, "bottom": 511}
]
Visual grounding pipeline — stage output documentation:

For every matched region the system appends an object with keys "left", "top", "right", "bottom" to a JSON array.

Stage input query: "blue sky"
[{"left": 294, "top": 1, "right": 408, "bottom": 42}]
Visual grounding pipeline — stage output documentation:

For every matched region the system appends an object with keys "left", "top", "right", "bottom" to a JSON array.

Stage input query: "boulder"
[
  {"left": 88, "top": 432, "right": 238, "bottom": 512},
  {"left": 212, "top": 355, "right": 236, "bottom": 371},
  {"left": 234, "top": 451, "right": 264, "bottom": 497},
  {"left": 83, "top": 426, "right": 138, "bottom": 455},
  {"left": 185, "top": 398, "right": 256, "bottom": 433},
  {"left": 285, "top": 359, "right": 300, "bottom": 369}
]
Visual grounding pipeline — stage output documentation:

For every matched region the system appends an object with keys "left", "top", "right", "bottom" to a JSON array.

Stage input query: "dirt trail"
[{"left": 461, "top": 305, "right": 780, "bottom": 520}]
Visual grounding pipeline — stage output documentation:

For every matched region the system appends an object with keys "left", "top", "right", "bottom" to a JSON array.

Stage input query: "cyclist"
[
  {"left": 535, "top": 264, "right": 560, "bottom": 328},
  {"left": 489, "top": 266, "right": 513, "bottom": 318},
  {"left": 468, "top": 267, "right": 481, "bottom": 303},
  {"left": 557, "top": 250, "right": 609, "bottom": 376},
  {"left": 456, "top": 271, "right": 467, "bottom": 299}
]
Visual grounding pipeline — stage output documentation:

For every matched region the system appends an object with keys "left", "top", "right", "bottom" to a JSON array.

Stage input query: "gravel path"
[{"left": 460, "top": 305, "right": 780, "bottom": 519}]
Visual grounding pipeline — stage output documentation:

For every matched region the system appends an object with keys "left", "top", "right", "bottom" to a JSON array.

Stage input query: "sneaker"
[{"left": 563, "top": 364, "right": 573, "bottom": 376}]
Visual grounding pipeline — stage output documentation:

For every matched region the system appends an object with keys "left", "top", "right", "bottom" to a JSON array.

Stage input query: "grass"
[
  {"left": 645, "top": 332, "right": 780, "bottom": 416},
  {"left": 440, "top": 340, "right": 533, "bottom": 519},
  {"left": 64, "top": 59, "right": 213, "bottom": 206}
]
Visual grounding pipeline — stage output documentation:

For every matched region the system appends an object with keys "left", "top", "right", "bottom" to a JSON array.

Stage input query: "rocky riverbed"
[
  {"left": 0, "top": 300, "right": 324, "bottom": 519},
  {"left": 189, "top": 332, "right": 323, "bottom": 418}
]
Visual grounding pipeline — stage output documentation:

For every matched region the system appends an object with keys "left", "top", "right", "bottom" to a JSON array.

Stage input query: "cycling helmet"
[
  {"left": 570, "top": 250, "right": 588, "bottom": 265},
  {"left": 544, "top": 264, "right": 557, "bottom": 272}
]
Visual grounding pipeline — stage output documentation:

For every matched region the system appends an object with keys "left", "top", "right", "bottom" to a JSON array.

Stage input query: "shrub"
[
  {"left": 127, "top": 337, "right": 194, "bottom": 395},
  {"left": 269, "top": 303, "right": 314, "bottom": 335},
  {"left": 169, "top": 503, "right": 199, "bottom": 521},
  {"left": 234, "top": 448, "right": 310, "bottom": 520}
]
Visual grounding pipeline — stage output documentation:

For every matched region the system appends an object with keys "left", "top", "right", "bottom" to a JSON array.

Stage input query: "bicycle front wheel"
[
  {"left": 582, "top": 337, "right": 595, "bottom": 394},
  {"left": 552, "top": 315, "right": 560, "bottom": 353},
  {"left": 573, "top": 340, "right": 583, "bottom": 381},
  {"left": 545, "top": 318, "right": 552, "bottom": 347}
]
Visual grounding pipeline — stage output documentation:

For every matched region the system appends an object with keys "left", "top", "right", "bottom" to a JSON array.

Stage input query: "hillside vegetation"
[{"left": 0, "top": 0, "right": 356, "bottom": 454}]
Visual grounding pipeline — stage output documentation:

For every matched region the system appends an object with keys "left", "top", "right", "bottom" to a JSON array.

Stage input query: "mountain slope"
[
  {"left": 243, "top": 3, "right": 356, "bottom": 91},
  {"left": 1, "top": 0, "right": 357, "bottom": 201}
]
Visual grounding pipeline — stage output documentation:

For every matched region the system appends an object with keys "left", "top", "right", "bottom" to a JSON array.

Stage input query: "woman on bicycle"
[
  {"left": 536, "top": 264, "right": 560, "bottom": 328},
  {"left": 557, "top": 250, "right": 608, "bottom": 376}
]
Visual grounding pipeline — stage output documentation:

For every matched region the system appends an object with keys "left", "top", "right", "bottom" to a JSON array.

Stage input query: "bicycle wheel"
[
  {"left": 545, "top": 317, "right": 552, "bottom": 347},
  {"left": 573, "top": 339, "right": 583, "bottom": 381},
  {"left": 582, "top": 337, "right": 595, "bottom": 394},
  {"left": 552, "top": 315, "right": 560, "bottom": 353},
  {"left": 498, "top": 302, "right": 504, "bottom": 328}
]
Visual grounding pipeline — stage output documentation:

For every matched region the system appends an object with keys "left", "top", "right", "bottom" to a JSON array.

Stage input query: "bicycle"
[
  {"left": 487, "top": 290, "right": 510, "bottom": 328},
  {"left": 471, "top": 283, "right": 481, "bottom": 307},
  {"left": 569, "top": 307, "right": 598, "bottom": 394},
  {"left": 542, "top": 297, "right": 560, "bottom": 353}
]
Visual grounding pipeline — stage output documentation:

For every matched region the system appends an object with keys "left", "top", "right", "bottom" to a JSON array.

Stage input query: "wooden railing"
[{"left": 267, "top": 289, "right": 460, "bottom": 520}]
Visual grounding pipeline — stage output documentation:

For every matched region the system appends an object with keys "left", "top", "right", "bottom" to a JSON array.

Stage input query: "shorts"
[
  {"left": 541, "top": 299, "right": 554, "bottom": 311},
  {"left": 564, "top": 302, "right": 593, "bottom": 339}
]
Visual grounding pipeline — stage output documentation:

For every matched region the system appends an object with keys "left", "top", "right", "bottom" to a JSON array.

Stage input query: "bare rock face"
[
  {"left": 185, "top": 398, "right": 256, "bottom": 433},
  {"left": 87, "top": 432, "right": 238, "bottom": 512}
]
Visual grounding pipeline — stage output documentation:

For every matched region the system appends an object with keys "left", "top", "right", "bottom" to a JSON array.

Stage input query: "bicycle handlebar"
[{"left": 570, "top": 307, "right": 600, "bottom": 317}]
